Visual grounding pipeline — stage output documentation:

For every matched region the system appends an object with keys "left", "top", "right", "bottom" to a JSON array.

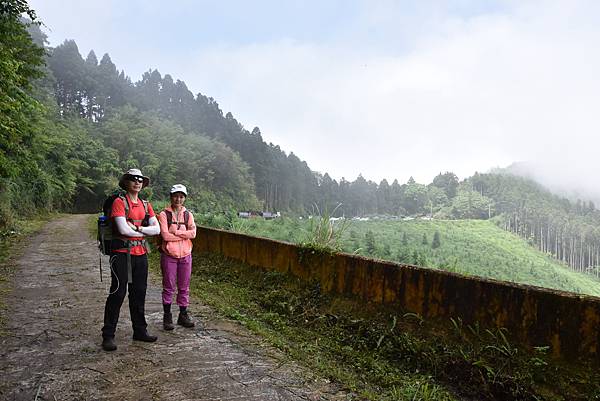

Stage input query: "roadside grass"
[
  {"left": 174, "top": 252, "right": 600, "bottom": 401},
  {"left": 0, "top": 214, "right": 55, "bottom": 331},
  {"left": 87, "top": 212, "right": 99, "bottom": 238}
]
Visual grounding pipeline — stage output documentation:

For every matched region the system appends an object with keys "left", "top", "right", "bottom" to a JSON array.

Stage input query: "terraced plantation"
[{"left": 221, "top": 216, "right": 600, "bottom": 297}]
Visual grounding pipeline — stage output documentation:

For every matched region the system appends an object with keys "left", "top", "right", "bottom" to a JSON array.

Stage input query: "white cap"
[{"left": 170, "top": 184, "right": 187, "bottom": 196}]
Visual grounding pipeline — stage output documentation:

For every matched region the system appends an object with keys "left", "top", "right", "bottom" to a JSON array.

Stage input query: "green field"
[{"left": 223, "top": 216, "right": 600, "bottom": 297}]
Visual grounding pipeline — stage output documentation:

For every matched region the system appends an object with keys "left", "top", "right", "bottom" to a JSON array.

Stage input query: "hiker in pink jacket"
[{"left": 158, "top": 184, "right": 197, "bottom": 330}]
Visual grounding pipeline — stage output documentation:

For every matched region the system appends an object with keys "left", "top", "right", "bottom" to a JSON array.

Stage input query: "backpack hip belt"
[{"left": 123, "top": 239, "right": 148, "bottom": 284}]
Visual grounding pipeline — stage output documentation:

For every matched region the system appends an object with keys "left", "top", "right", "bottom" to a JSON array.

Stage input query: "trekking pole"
[{"left": 97, "top": 214, "right": 108, "bottom": 283}]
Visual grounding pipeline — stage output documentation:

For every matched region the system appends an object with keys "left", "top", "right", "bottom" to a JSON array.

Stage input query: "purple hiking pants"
[{"left": 160, "top": 253, "right": 192, "bottom": 307}]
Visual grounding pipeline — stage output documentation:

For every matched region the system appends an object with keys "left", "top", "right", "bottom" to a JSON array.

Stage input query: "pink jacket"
[{"left": 158, "top": 206, "right": 197, "bottom": 258}]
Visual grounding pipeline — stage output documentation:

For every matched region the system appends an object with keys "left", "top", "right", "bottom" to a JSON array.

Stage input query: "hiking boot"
[
  {"left": 177, "top": 311, "right": 195, "bottom": 328},
  {"left": 132, "top": 331, "right": 158, "bottom": 342},
  {"left": 163, "top": 312, "right": 174, "bottom": 331},
  {"left": 102, "top": 337, "right": 117, "bottom": 351}
]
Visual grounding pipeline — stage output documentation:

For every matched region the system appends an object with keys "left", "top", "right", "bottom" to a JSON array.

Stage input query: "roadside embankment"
[{"left": 193, "top": 226, "right": 600, "bottom": 361}]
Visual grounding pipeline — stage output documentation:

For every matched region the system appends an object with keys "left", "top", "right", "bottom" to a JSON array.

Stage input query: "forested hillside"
[
  {"left": 44, "top": 37, "right": 319, "bottom": 213},
  {"left": 470, "top": 173, "right": 600, "bottom": 275},
  {"left": 2, "top": 3, "right": 599, "bottom": 281}
]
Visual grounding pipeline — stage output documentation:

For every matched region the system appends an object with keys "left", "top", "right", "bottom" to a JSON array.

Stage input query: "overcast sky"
[{"left": 29, "top": 0, "right": 600, "bottom": 199}]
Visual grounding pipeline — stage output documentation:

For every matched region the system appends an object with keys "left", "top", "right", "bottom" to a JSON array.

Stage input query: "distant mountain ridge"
[{"left": 495, "top": 161, "right": 600, "bottom": 206}]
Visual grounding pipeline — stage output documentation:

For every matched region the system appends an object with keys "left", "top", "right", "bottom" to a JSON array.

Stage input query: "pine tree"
[
  {"left": 365, "top": 230, "right": 377, "bottom": 254},
  {"left": 432, "top": 231, "right": 441, "bottom": 249}
]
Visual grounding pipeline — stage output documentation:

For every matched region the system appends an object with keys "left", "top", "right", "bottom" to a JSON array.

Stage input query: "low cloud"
[
  {"left": 31, "top": 0, "right": 600, "bottom": 197},
  {"left": 178, "top": 1, "right": 600, "bottom": 192}
]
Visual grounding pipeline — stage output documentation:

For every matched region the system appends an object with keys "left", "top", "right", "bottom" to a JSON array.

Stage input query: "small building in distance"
[{"left": 238, "top": 211, "right": 281, "bottom": 219}]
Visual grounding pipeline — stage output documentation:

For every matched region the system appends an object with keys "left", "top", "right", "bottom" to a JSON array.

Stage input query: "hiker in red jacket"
[
  {"left": 158, "top": 184, "right": 197, "bottom": 330},
  {"left": 101, "top": 168, "right": 160, "bottom": 352}
]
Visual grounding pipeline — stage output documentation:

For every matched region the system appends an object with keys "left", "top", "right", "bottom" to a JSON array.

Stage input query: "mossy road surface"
[{"left": 0, "top": 215, "right": 347, "bottom": 401}]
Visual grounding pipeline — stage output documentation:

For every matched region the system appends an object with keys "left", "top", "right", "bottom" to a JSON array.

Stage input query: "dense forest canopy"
[{"left": 1, "top": 1, "right": 599, "bottom": 277}]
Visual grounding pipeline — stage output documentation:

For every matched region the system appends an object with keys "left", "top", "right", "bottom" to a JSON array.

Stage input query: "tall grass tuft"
[{"left": 300, "top": 203, "right": 350, "bottom": 252}]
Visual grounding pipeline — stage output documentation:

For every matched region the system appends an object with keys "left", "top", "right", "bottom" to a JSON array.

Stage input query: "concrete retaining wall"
[{"left": 193, "top": 226, "right": 600, "bottom": 360}]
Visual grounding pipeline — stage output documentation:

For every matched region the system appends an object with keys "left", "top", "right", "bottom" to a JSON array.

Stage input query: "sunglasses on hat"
[{"left": 127, "top": 176, "right": 145, "bottom": 183}]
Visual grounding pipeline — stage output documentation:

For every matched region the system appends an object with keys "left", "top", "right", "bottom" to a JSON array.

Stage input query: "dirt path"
[{"left": 0, "top": 215, "right": 348, "bottom": 401}]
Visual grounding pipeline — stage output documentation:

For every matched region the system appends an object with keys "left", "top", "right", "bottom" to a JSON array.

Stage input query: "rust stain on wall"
[
  {"left": 334, "top": 255, "right": 348, "bottom": 295},
  {"left": 382, "top": 263, "right": 401, "bottom": 304},
  {"left": 271, "top": 242, "right": 292, "bottom": 274},
  {"left": 365, "top": 261, "right": 384, "bottom": 303},
  {"left": 290, "top": 248, "right": 310, "bottom": 280},
  {"left": 221, "top": 231, "right": 245, "bottom": 261},
  {"left": 206, "top": 229, "right": 222, "bottom": 254},
  {"left": 317, "top": 254, "right": 336, "bottom": 293},
  {"left": 580, "top": 305, "right": 600, "bottom": 355}
]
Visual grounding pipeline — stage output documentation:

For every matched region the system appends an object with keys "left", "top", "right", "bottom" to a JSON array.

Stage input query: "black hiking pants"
[{"left": 101, "top": 253, "right": 149, "bottom": 338}]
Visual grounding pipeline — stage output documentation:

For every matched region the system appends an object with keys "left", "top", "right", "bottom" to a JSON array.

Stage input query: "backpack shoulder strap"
[
  {"left": 141, "top": 199, "right": 149, "bottom": 214},
  {"left": 119, "top": 194, "right": 129, "bottom": 217},
  {"left": 164, "top": 210, "right": 188, "bottom": 228},
  {"left": 165, "top": 210, "right": 173, "bottom": 226}
]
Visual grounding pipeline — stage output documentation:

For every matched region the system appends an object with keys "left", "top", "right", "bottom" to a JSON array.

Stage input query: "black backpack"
[{"left": 97, "top": 193, "right": 149, "bottom": 255}]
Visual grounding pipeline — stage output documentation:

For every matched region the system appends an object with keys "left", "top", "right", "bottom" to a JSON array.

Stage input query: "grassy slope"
[{"left": 239, "top": 218, "right": 600, "bottom": 297}]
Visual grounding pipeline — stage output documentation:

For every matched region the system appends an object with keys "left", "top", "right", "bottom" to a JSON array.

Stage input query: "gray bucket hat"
[{"left": 118, "top": 168, "right": 150, "bottom": 189}]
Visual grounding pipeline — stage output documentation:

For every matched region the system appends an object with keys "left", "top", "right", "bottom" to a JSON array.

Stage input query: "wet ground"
[{"left": 0, "top": 215, "right": 349, "bottom": 401}]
